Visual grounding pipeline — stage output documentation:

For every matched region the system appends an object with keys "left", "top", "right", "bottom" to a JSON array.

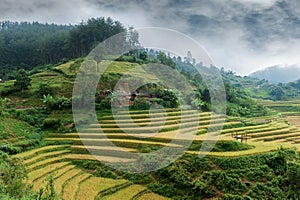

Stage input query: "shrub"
[
  {"left": 214, "top": 141, "right": 253, "bottom": 152},
  {"left": 130, "top": 98, "right": 150, "bottom": 110},
  {"left": 286, "top": 162, "right": 300, "bottom": 198},
  {"left": 188, "top": 141, "right": 253, "bottom": 152},
  {"left": 222, "top": 194, "right": 247, "bottom": 200},
  {"left": 38, "top": 83, "right": 54, "bottom": 96},
  {"left": 248, "top": 183, "right": 284, "bottom": 199},
  {"left": 13, "top": 139, "right": 40, "bottom": 151},
  {"left": 201, "top": 171, "right": 247, "bottom": 195},
  {"left": 18, "top": 108, "right": 49, "bottom": 128},
  {"left": 97, "top": 99, "right": 111, "bottom": 110},
  {"left": 0, "top": 144, "right": 22, "bottom": 154},
  {"left": 266, "top": 151, "right": 287, "bottom": 175},
  {"left": 43, "top": 118, "right": 63, "bottom": 130},
  {"left": 148, "top": 183, "right": 177, "bottom": 198},
  {"left": 156, "top": 89, "right": 179, "bottom": 108},
  {"left": 192, "top": 180, "right": 216, "bottom": 199},
  {"left": 44, "top": 95, "right": 71, "bottom": 110},
  {"left": 94, "top": 167, "right": 117, "bottom": 179},
  {"left": 0, "top": 86, "right": 19, "bottom": 96}
]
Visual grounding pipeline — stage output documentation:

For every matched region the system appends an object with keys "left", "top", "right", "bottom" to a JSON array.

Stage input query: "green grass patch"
[{"left": 188, "top": 141, "right": 254, "bottom": 152}]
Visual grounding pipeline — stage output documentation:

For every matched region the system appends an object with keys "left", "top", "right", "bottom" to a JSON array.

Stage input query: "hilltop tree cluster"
[{"left": 0, "top": 18, "right": 125, "bottom": 80}]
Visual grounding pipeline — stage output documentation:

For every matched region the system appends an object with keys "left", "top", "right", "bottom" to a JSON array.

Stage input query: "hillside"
[
  {"left": 250, "top": 65, "right": 300, "bottom": 83},
  {"left": 222, "top": 70, "right": 300, "bottom": 100},
  {"left": 1, "top": 59, "right": 300, "bottom": 199},
  {"left": 1, "top": 19, "right": 300, "bottom": 200}
]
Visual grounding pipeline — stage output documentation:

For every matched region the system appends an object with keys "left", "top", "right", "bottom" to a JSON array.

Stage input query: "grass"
[
  {"left": 76, "top": 177, "right": 127, "bottom": 200},
  {"left": 2, "top": 68, "right": 74, "bottom": 107},
  {"left": 53, "top": 165, "right": 76, "bottom": 179},
  {"left": 29, "top": 71, "right": 74, "bottom": 98},
  {"left": 24, "top": 149, "right": 70, "bottom": 165},
  {"left": 32, "top": 165, "right": 75, "bottom": 191},
  {"left": 99, "top": 111, "right": 212, "bottom": 122},
  {"left": 116, "top": 108, "right": 181, "bottom": 115},
  {"left": 252, "top": 132, "right": 300, "bottom": 142},
  {"left": 99, "top": 60, "right": 159, "bottom": 82},
  {"left": 71, "top": 145, "right": 137, "bottom": 153},
  {"left": 45, "top": 138, "right": 181, "bottom": 147},
  {"left": 28, "top": 156, "right": 68, "bottom": 170},
  {"left": 55, "top": 61, "right": 75, "bottom": 76},
  {"left": 286, "top": 115, "right": 300, "bottom": 127},
  {"left": 0, "top": 117, "right": 37, "bottom": 140},
  {"left": 96, "top": 114, "right": 222, "bottom": 128},
  {"left": 115, "top": 107, "right": 181, "bottom": 114},
  {"left": 189, "top": 141, "right": 294, "bottom": 157},
  {"left": 64, "top": 153, "right": 135, "bottom": 163},
  {"left": 27, "top": 162, "right": 70, "bottom": 182},
  {"left": 41, "top": 106, "right": 300, "bottom": 159},
  {"left": 92, "top": 118, "right": 225, "bottom": 133},
  {"left": 62, "top": 173, "right": 91, "bottom": 200},
  {"left": 14, "top": 145, "right": 70, "bottom": 159},
  {"left": 245, "top": 124, "right": 289, "bottom": 134},
  {"left": 25, "top": 151, "right": 135, "bottom": 168},
  {"left": 259, "top": 100, "right": 300, "bottom": 115},
  {"left": 220, "top": 123, "right": 273, "bottom": 134},
  {"left": 55, "top": 168, "right": 82, "bottom": 194},
  {"left": 101, "top": 184, "right": 147, "bottom": 200},
  {"left": 137, "top": 192, "right": 170, "bottom": 200},
  {"left": 248, "top": 127, "right": 297, "bottom": 138}
]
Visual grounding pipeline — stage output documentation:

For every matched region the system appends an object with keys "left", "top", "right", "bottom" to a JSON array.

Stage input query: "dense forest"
[{"left": 0, "top": 18, "right": 125, "bottom": 80}]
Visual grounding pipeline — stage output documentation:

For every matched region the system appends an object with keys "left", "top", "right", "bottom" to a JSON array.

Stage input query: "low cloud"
[{"left": 0, "top": 0, "right": 300, "bottom": 75}]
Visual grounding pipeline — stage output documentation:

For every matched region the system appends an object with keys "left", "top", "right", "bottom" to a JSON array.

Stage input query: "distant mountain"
[{"left": 249, "top": 65, "right": 300, "bottom": 83}]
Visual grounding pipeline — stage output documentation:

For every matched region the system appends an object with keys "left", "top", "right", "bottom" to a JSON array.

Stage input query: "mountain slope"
[{"left": 250, "top": 65, "right": 300, "bottom": 83}]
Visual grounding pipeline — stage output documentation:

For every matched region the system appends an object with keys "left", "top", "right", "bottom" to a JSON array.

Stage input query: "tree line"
[{"left": 0, "top": 18, "right": 126, "bottom": 80}]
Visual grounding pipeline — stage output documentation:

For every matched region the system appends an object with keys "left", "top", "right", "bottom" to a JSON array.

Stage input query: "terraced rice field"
[
  {"left": 286, "top": 115, "right": 300, "bottom": 128},
  {"left": 259, "top": 99, "right": 300, "bottom": 116},
  {"left": 44, "top": 108, "right": 300, "bottom": 155},
  {"left": 100, "top": 184, "right": 147, "bottom": 200},
  {"left": 75, "top": 177, "right": 128, "bottom": 200},
  {"left": 63, "top": 173, "right": 91, "bottom": 200},
  {"left": 18, "top": 144, "right": 167, "bottom": 200},
  {"left": 15, "top": 108, "right": 300, "bottom": 199}
]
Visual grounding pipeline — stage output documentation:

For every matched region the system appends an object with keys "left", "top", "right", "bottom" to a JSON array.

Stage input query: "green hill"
[
  {"left": 222, "top": 69, "right": 300, "bottom": 100},
  {"left": 250, "top": 65, "right": 300, "bottom": 83}
]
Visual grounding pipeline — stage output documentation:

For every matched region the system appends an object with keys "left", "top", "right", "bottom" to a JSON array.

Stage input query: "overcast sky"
[{"left": 1, "top": 0, "right": 300, "bottom": 75}]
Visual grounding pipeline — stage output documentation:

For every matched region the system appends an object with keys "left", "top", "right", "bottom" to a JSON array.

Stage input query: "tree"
[
  {"left": 157, "top": 52, "right": 176, "bottom": 69},
  {"left": 139, "top": 51, "right": 148, "bottom": 61},
  {"left": 185, "top": 51, "right": 195, "bottom": 65},
  {"left": 127, "top": 27, "right": 140, "bottom": 48},
  {"left": 0, "top": 152, "right": 61, "bottom": 199},
  {"left": 0, "top": 19, "right": 126, "bottom": 80},
  {"left": 0, "top": 153, "right": 28, "bottom": 198},
  {"left": 269, "top": 85, "right": 284, "bottom": 100},
  {"left": 14, "top": 69, "right": 31, "bottom": 92}
]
